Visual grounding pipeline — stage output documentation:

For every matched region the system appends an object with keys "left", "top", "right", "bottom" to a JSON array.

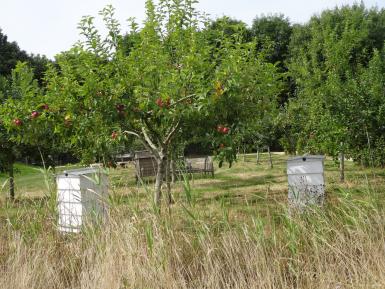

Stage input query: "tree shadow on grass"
[{"left": 202, "top": 173, "right": 279, "bottom": 191}]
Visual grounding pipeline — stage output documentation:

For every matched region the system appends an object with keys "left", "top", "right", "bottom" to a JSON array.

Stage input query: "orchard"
[
  {"left": 1, "top": 1, "right": 384, "bottom": 209},
  {"left": 2, "top": 2, "right": 385, "bottom": 287}
]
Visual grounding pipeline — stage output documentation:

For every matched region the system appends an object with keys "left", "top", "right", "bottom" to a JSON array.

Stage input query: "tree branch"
[
  {"left": 122, "top": 130, "right": 140, "bottom": 139},
  {"left": 141, "top": 94, "right": 196, "bottom": 117},
  {"left": 163, "top": 118, "right": 181, "bottom": 146},
  {"left": 123, "top": 130, "right": 155, "bottom": 155},
  {"left": 141, "top": 126, "right": 160, "bottom": 158},
  {"left": 143, "top": 117, "right": 162, "bottom": 145},
  {"left": 170, "top": 93, "right": 196, "bottom": 107}
]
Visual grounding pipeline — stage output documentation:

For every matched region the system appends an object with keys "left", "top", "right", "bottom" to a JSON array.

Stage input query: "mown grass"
[
  {"left": 0, "top": 163, "right": 47, "bottom": 198},
  {"left": 1, "top": 153, "right": 385, "bottom": 288}
]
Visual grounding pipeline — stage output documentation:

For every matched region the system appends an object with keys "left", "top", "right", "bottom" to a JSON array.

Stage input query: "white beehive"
[
  {"left": 56, "top": 168, "right": 108, "bottom": 233},
  {"left": 287, "top": 155, "right": 325, "bottom": 209}
]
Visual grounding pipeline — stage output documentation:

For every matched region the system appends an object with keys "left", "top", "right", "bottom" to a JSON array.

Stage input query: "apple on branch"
[
  {"left": 13, "top": 118, "right": 23, "bottom": 126},
  {"left": 64, "top": 115, "right": 72, "bottom": 127},
  {"left": 156, "top": 98, "right": 164, "bottom": 108},
  {"left": 111, "top": 131, "right": 118, "bottom": 140},
  {"left": 31, "top": 111, "right": 40, "bottom": 119}
]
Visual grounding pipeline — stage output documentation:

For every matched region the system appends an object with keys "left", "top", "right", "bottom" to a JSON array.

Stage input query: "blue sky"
[{"left": 0, "top": 0, "right": 384, "bottom": 58}]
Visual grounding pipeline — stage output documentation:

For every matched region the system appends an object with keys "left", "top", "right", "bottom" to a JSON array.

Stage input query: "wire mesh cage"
[
  {"left": 287, "top": 155, "right": 325, "bottom": 210},
  {"left": 56, "top": 168, "right": 109, "bottom": 233}
]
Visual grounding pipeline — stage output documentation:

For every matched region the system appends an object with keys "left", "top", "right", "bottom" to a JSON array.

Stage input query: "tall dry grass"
[{"left": 1, "top": 187, "right": 385, "bottom": 289}]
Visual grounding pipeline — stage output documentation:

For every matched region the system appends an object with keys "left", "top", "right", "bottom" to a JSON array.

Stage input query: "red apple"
[
  {"left": 13, "top": 118, "right": 22, "bottom": 126},
  {"left": 116, "top": 104, "right": 125, "bottom": 112},
  {"left": 156, "top": 98, "right": 164, "bottom": 107},
  {"left": 222, "top": 127, "right": 229, "bottom": 134},
  {"left": 31, "top": 111, "right": 39, "bottom": 119},
  {"left": 111, "top": 131, "right": 118, "bottom": 140},
  {"left": 217, "top": 125, "right": 224, "bottom": 132},
  {"left": 41, "top": 104, "right": 49, "bottom": 110}
]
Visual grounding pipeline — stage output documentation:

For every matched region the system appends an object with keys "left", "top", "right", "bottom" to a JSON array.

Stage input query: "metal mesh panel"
[{"left": 56, "top": 169, "right": 108, "bottom": 233}]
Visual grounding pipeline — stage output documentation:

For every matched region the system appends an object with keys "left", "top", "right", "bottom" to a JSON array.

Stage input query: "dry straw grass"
[
  {"left": 1, "top": 195, "right": 385, "bottom": 289},
  {"left": 1, "top": 154, "right": 385, "bottom": 288}
]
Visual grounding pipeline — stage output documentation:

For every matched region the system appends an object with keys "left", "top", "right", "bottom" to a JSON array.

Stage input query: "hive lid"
[
  {"left": 287, "top": 155, "right": 325, "bottom": 163},
  {"left": 134, "top": 150, "right": 154, "bottom": 159},
  {"left": 57, "top": 167, "right": 101, "bottom": 178},
  {"left": 116, "top": 153, "right": 133, "bottom": 158}
]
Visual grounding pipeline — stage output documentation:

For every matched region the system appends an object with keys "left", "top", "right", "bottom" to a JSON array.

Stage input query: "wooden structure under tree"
[
  {"left": 133, "top": 151, "right": 214, "bottom": 182},
  {"left": 115, "top": 152, "right": 134, "bottom": 168},
  {"left": 185, "top": 155, "right": 214, "bottom": 177},
  {"left": 134, "top": 151, "right": 158, "bottom": 181}
]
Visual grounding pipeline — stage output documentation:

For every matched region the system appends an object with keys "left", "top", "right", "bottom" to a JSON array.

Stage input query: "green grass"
[
  {"left": 1, "top": 152, "right": 384, "bottom": 226},
  {"left": 1, "top": 153, "right": 383, "bottom": 204},
  {"left": 0, "top": 163, "right": 48, "bottom": 198},
  {"left": 106, "top": 152, "right": 385, "bottom": 228},
  {"left": 0, "top": 163, "right": 92, "bottom": 199}
]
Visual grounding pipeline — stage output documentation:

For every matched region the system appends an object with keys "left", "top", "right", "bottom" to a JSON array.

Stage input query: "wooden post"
[
  {"left": 365, "top": 127, "right": 374, "bottom": 168},
  {"left": 8, "top": 162, "right": 14, "bottom": 200},
  {"left": 256, "top": 147, "right": 260, "bottom": 165},
  {"left": 340, "top": 142, "right": 345, "bottom": 183},
  {"left": 340, "top": 151, "right": 345, "bottom": 183},
  {"left": 267, "top": 146, "right": 273, "bottom": 169}
]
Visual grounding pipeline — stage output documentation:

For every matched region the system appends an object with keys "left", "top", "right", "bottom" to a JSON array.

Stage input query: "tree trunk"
[
  {"left": 267, "top": 146, "right": 273, "bottom": 169},
  {"left": 8, "top": 162, "right": 15, "bottom": 200},
  {"left": 365, "top": 128, "right": 374, "bottom": 168},
  {"left": 243, "top": 145, "right": 246, "bottom": 162},
  {"left": 256, "top": 147, "right": 260, "bottom": 165},
  {"left": 171, "top": 158, "right": 176, "bottom": 184},
  {"left": 340, "top": 149, "right": 345, "bottom": 183},
  {"left": 154, "top": 156, "right": 166, "bottom": 209},
  {"left": 165, "top": 158, "right": 174, "bottom": 205}
]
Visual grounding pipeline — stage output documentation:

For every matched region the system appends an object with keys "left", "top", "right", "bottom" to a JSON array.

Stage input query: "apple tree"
[
  {"left": 3, "top": 1, "right": 282, "bottom": 209},
  {"left": 0, "top": 63, "right": 44, "bottom": 199}
]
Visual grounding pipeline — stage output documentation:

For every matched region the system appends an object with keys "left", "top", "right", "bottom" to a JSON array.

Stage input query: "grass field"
[
  {"left": 1, "top": 153, "right": 382, "bottom": 202},
  {"left": 1, "top": 153, "right": 385, "bottom": 288},
  {"left": 0, "top": 163, "right": 48, "bottom": 198}
]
